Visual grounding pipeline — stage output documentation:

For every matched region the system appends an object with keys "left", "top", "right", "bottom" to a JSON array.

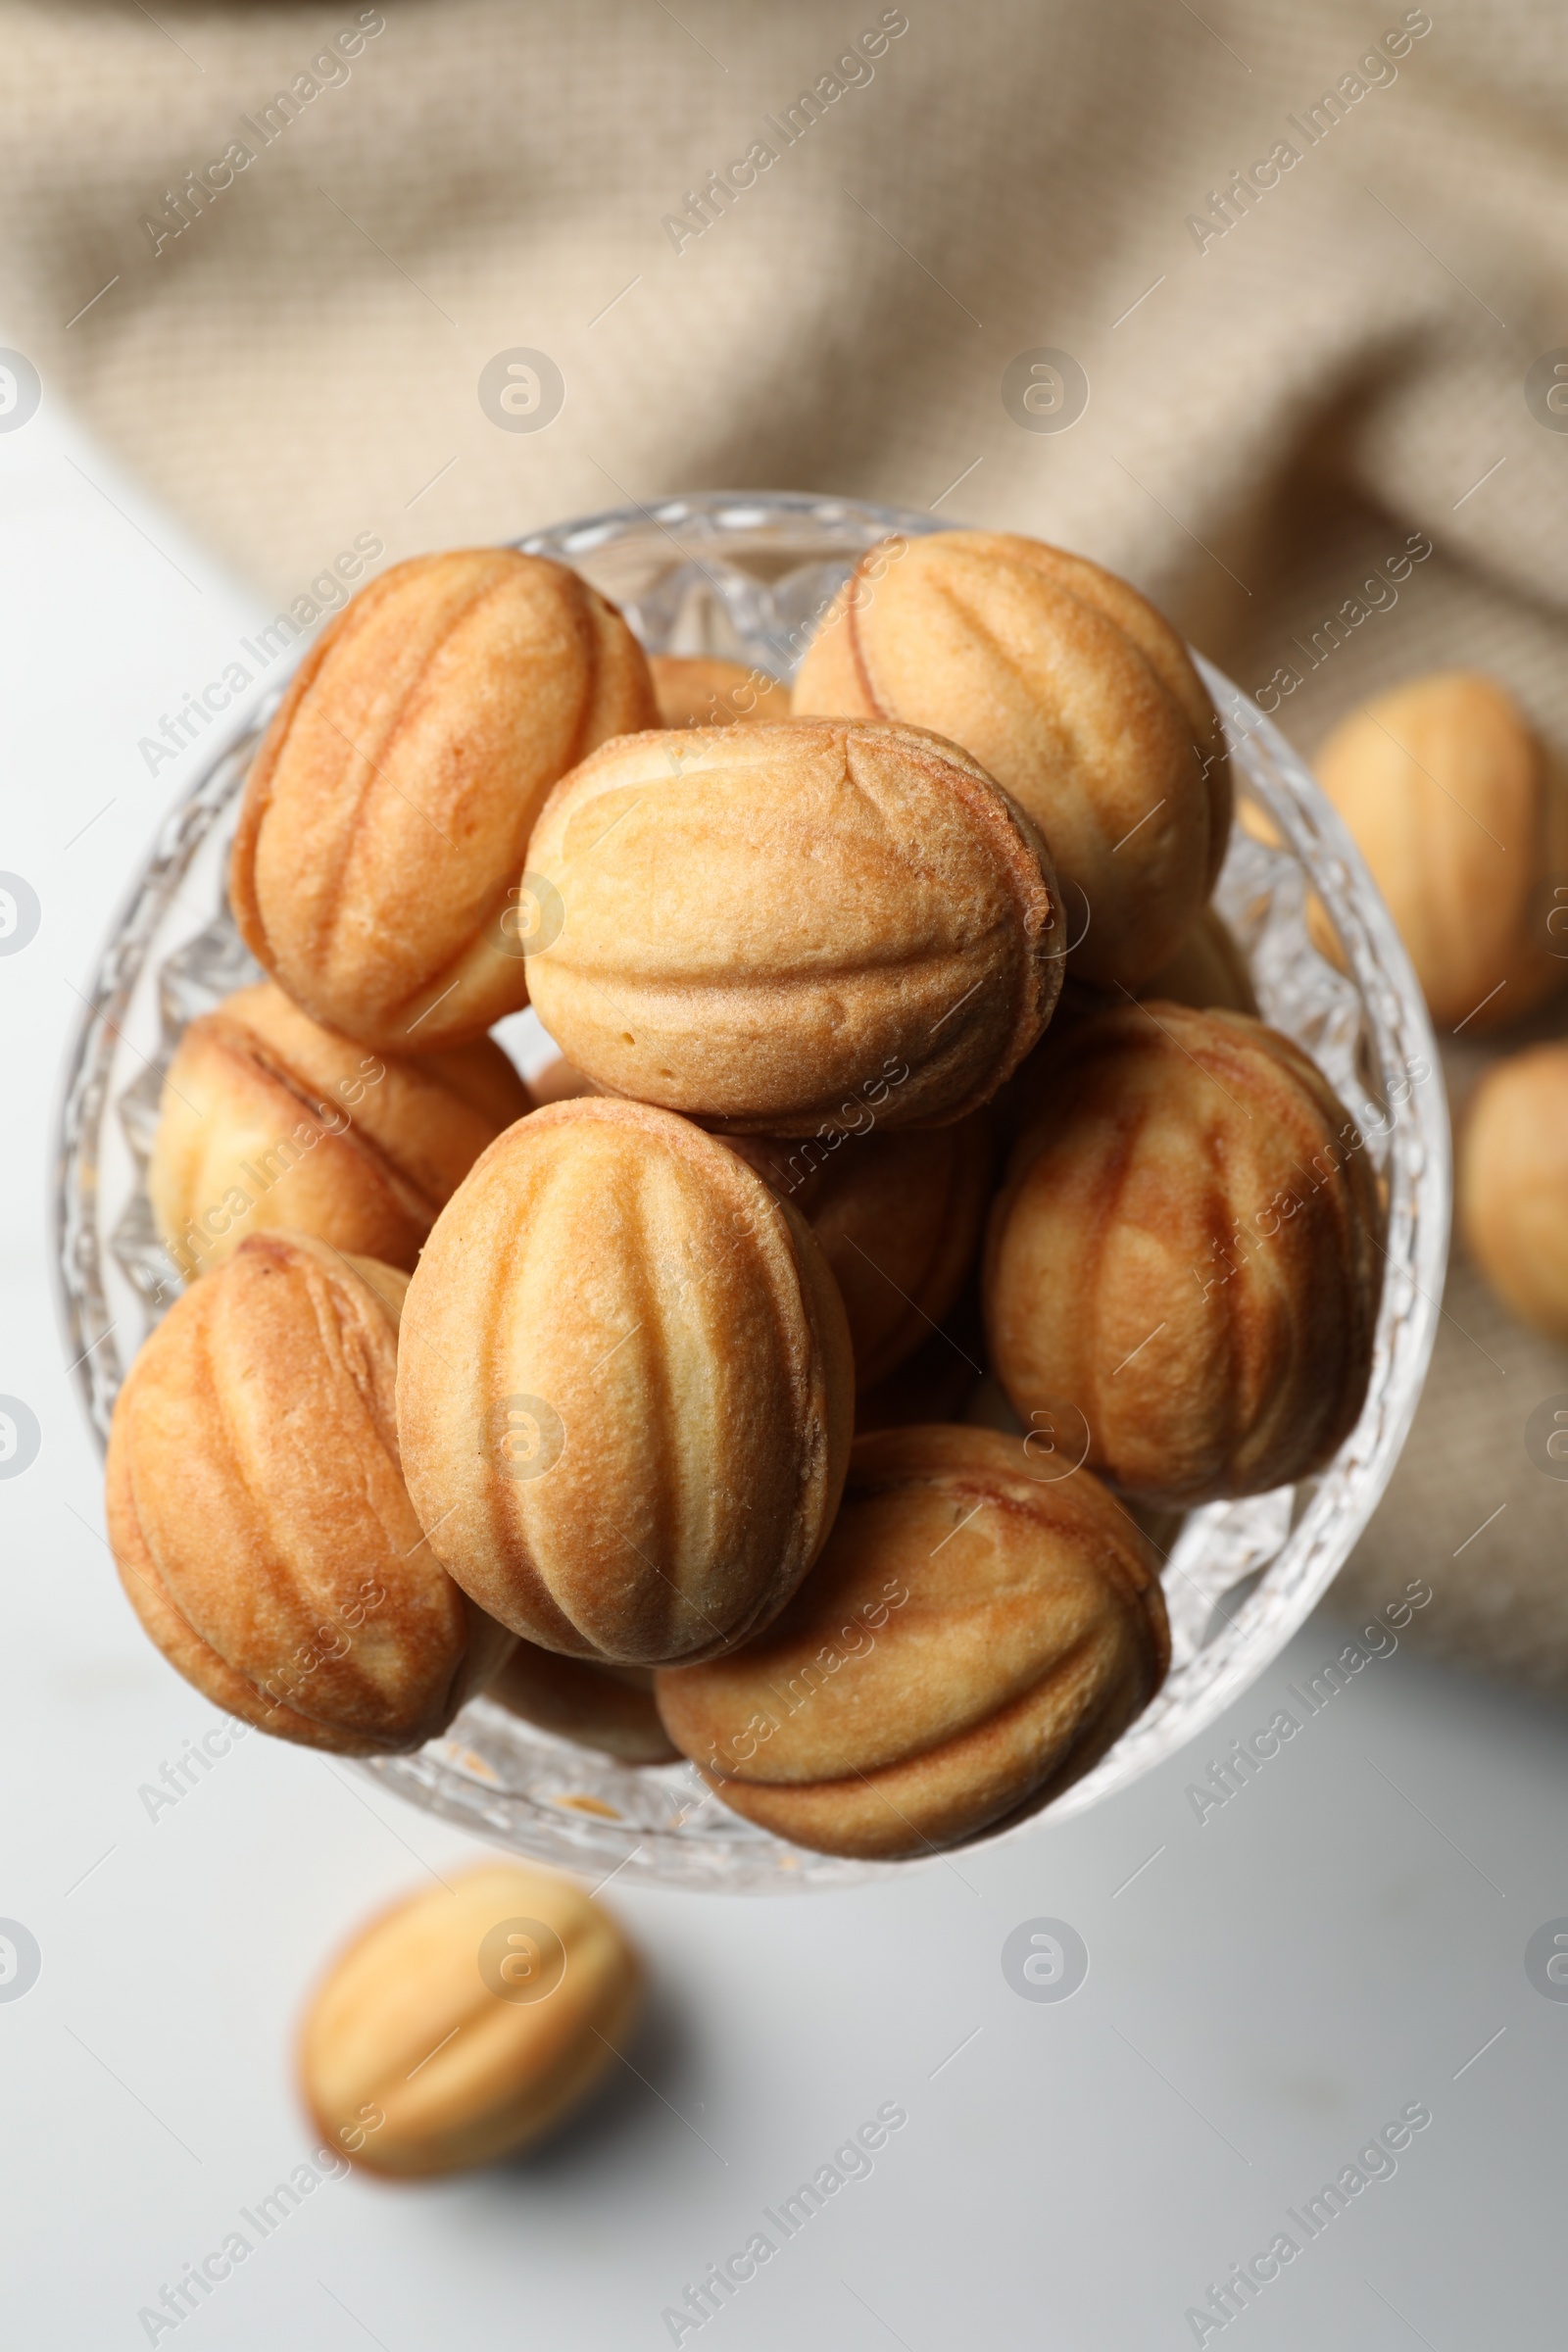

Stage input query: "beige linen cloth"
[{"left": 5, "top": 0, "right": 1568, "bottom": 1686}]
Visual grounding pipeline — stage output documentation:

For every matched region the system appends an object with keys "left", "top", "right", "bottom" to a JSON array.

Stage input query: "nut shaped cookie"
[
  {"left": 792, "top": 531, "right": 1228, "bottom": 989},
  {"left": 396, "top": 1100, "right": 855, "bottom": 1665},
  {"left": 105, "top": 1233, "right": 513, "bottom": 1752},
  {"left": 985, "top": 1003, "right": 1384, "bottom": 1506},
  {"left": 1461, "top": 1042, "right": 1568, "bottom": 1341},
  {"left": 149, "top": 980, "right": 531, "bottom": 1280},
  {"left": 522, "top": 718, "right": 1061, "bottom": 1133},
  {"left": 1137, "top": 905, "right": 1257, "bottom": 1016},
  {"left": 299, "top": 1863, "right": 640, "bottom": 2176},
  {"left": 230, "top": 549, "right": 658, "bottom": 1050},
  {"left": 649, "top": 653, "right": 790, "bottom": 727},
  {"left": 727, "top": 1117, "right": 993, "bottom": 1387},
  {"left": 528, "top": 1052, "right": 602, "bottom": 1106},
  {"left": 655, "top": 1425, "right": 1169, "bottom": 1859},
  {"left": 488, "top": 1645, "right": 678, "bottom": 1764},
  {"left": 1315, "top": 672, "right": 1568, "bottom": 1033}
]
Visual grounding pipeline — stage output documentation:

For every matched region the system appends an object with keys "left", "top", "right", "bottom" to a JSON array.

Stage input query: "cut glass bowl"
[{"left": 54, "top": 491, "right": 1448, "bottom": 1892}]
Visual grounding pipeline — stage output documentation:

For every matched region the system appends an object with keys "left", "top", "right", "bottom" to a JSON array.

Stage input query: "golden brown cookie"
[
  {"left": 1460, "top": 1042, "right": 1568, "bottom": 1340},
  {"left": 299, "top": 1862, "right": 640, "bottom": 2176},
  {"left": 984, "top": 1002, "right": 1384, "bottom": 1505},
  {"left": 792, "top": 530, "right": 1228, "bottom": 989},
  {"left": 727, "top": 1118, "right": 992, "bottom": 1387},
  {"left": 655, "top": 1425, "right": 1169, "bottom": 1859},
  {"left": 487, "top": 1645, "right": 678, "bottom": 1764},
  {"left": 396, "top": 1099, "right": 854, "bottom": 1666},
  {"left": 1136, "top": 905, "right": 1257, "bottom": 1016},
  {"left": 105, "top": 1232, "right": 513, "bottom": 1752},
  {"left": 229, "top": 549, "right": 658, "bottom": 1050},
  {"left": 148, "top": 980, "right": 530, "bottom": 1280},
  {"left": 649, "top": 653, "right": 790, "bottom": 727},
  {"left": 526, "top": 1053, "right": 602, "bottom": 1106},
  {"left": 522, "top": 718, "right": 1061, "bottom": 1133},
  {"left": 1314, "top": 672, "right": 1568, "bottom": 1034}
]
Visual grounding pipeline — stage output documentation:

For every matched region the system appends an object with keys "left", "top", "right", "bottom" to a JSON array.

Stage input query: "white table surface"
[{"left": 2, "top": 387, "right": 1563, "bottom": 2352}]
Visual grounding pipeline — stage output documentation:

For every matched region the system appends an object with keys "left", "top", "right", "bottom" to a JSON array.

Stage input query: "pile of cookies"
[
  {"left": 1310, "top": 669, "right": 1568, "bottom": 1346},
  {"left": 106, "top": 530, "right": 1385, "bottom": 1862}
]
